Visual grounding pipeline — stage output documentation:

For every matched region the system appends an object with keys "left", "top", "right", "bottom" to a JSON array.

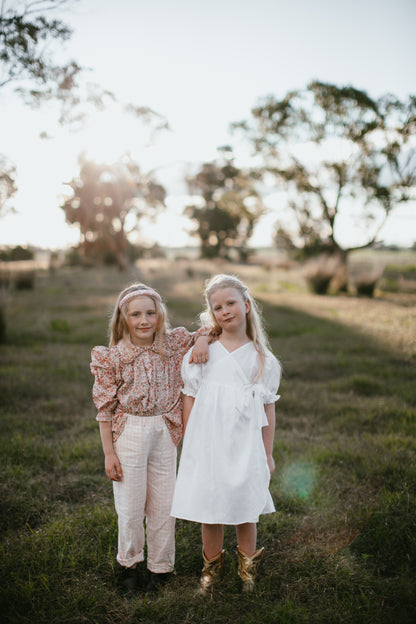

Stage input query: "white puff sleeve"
[
  {"left": 263, "top": 351, "right": 281, "bottom": 404},
  {"left": 181, "top": 347, "right": 203, "bottom": 397}
]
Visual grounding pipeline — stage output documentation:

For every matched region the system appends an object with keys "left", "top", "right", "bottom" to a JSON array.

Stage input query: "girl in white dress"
[{"left": 171, "top": 274, "right": 281, "bottom": 594}]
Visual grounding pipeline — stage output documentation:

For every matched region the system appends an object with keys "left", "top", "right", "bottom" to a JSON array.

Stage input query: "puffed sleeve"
[
  {"left": 181, "top": 347, "right": 203, "bottom": 397},
  {"left": 263, "top": 351, "right": 281, "bottom": 404},
  {"left": 168, "top": 327, "right": 192, "bottom": 352},
  {"left": 168, "top": 326, "right": 211, "bottom": 354},
  {"left": 90, "top": 346, "right": 119, "bottom": 421}
]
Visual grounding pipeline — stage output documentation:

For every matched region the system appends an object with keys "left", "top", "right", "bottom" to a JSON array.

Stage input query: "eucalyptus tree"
[
  {"left": 185, "top": 154, "right": 265, "bottom": 260},
  {"left": 61, "top": 155, "right": 166, "bottom": 270},
  {"left": 232, "top": 82, "right": 416, "bottom": 266}
]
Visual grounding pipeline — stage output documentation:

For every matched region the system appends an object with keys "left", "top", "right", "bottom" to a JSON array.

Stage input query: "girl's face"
[
  {"left": 209, "top": 287, "right": 250, "bottom": 333},
  {"left": 125, "top": 296, "right": 158, "bottom": 346}
]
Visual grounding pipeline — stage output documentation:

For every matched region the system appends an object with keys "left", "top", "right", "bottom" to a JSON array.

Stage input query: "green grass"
[{"left": 1, "top": 261, "right": 415, "bottom": 623}]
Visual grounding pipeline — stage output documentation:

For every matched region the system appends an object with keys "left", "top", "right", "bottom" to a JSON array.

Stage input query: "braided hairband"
[{"left": 119, "top": 288, "right": 162, "bottom": 310}]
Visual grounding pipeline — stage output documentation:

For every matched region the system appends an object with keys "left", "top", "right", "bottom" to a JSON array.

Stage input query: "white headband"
[{"left": 119, "top": 288, "right": 162, "bottom": 310}]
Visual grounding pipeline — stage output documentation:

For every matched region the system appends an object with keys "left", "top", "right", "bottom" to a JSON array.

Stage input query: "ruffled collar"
[{"left": 115, "top": 335, "right": 176, "bottom": 364}]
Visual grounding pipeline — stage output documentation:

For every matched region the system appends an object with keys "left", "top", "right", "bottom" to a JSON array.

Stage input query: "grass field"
[{"left": 0, "top": 257, "right": 415, "bottom": 624}]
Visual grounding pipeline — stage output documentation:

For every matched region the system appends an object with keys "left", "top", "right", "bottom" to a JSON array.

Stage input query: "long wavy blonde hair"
[
  {"left": 108, "top": 283, "right": 170, "bottom": 355},
  {"left": 200, "top": 274, "right": 271, "bottom": 377}
]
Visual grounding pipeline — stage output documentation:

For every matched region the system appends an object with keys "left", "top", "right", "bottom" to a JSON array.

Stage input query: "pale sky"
[{"left": 1, "top": 0, "right": 415, "bottom": 249}]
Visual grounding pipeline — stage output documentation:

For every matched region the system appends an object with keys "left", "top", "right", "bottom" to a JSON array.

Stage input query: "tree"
[
  {"left": 0, "top": 1, "right": 79, "bottom": 215},
  {"left": 232, "top": 82, "right": 416, "bottom": 266},
  {"left": 185, "top": 154, "right": 265, "bottom": 260},
  {"left": 0, "top": 0, "right": 169, "bottom": 224},
  {"left": 0, "top": 0, "right": 90, "bottom": 123},
  {"left": 1, "top": 1, "right": 171, "bottom": 127},
  {"left": 0, "top": 245, "right": 34, "bottom": 261},
  {"left": 61, "top": 154, "right": 166, "bottom": 270}
]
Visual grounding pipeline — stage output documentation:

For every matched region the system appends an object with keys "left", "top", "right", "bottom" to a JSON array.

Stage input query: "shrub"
[
  {"left": 0, "top": 245, "right": 34, "bottom": 261},
  {"left": 354, "top": 274, "right": 380, "bottom": 297},
  {"left": 302, "top": 255, "right": 342, "bottom": 294},
  {"left": 14, "top": 271, "right": 35, "bottom": 290},
  {"left": 350, "top": 261, "right": 384, "bottom": 297}
]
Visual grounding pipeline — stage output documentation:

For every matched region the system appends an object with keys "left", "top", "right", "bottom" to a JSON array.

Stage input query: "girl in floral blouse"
[{"left": 90, "top": 283, "right": 209, "bottom": 596}]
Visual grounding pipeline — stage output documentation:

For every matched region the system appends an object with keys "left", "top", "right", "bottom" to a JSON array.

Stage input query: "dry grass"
[
  {"left": 0, "top": 255, "right": 415, "bottom": 624},
  {"left": 137, "top": 256, "right": 416, "bottom": 358}
]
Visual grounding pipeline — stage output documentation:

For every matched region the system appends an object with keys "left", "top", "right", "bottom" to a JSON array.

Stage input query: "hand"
[
  {"left": 189, "top": 335, "right": 209, "bottom": 364},
  {"left": 207, "top": 329, "right": 220, "bottom": 344},
  {"left": 267, "top": 454, "right": 275, "bottom": 476},
  {"left": 104, "top": 452, "right": 123, "bottom": 481}
]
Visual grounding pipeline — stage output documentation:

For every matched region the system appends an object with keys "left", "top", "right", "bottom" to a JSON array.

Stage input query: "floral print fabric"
[{"left": 90, "top": 327, "right": 203, "bottom": 446}]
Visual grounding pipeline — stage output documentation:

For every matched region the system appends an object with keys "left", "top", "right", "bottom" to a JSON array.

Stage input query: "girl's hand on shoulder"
[
  {"left": 189, "top": 335, "right": 209, "bottom": 364},
  {"left": 104, "top": 452, "right": 123, "bottom": 481},
  {"left": 267, "top": 454, "right": 275, "bottom": 476}
]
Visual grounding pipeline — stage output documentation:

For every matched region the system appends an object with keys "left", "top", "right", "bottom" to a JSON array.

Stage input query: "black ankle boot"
[
  {"left": 146, "top": 571, "right": 171, "bottom": 593},
  {"left": 120, "top": 566, "right": 138, "bottom": 597}
]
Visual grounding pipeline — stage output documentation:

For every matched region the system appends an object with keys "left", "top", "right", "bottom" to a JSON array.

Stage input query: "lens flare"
[{"left": 280, "top": 461, "right": 317, "bottom": 499}]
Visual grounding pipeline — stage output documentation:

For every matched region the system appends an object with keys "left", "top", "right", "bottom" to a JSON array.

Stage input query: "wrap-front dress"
[{"left": 171, "top": 340, "right": 281, "bottom": 525}]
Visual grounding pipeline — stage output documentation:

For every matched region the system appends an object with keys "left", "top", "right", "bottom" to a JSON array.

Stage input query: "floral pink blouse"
[{"left": 90, "top": 327, "right": 204, "bottom": 446}]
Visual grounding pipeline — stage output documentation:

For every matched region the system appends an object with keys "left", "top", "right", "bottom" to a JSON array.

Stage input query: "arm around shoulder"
[{"left": 189, "top": 334, "right": 210, "bottom": 363}]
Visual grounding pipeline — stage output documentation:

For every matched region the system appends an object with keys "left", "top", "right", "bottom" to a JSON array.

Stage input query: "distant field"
[{"left": 0, "top": 258, "right": 415, "bottom": 624}]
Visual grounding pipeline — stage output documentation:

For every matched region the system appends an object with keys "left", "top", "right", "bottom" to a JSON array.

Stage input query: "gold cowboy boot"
[
  {"left": 237, "top": 545, "right": 264, "bottom": 592},
  {"left": 197, "top": 548, "right": 225, "bottom": 596}
]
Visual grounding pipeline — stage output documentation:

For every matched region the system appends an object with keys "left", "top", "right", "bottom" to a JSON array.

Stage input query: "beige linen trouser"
[{"left": 113, "top": 414, "right": 177, "bottom": 572}]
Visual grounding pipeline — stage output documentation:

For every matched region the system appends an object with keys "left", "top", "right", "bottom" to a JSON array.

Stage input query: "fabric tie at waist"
[{"left": 237, "top": 383, "right": 268, "bottom": 429}]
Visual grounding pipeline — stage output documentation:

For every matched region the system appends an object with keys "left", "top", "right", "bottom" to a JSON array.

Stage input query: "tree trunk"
[{"left": 331, "top": 248, "right": 349, "bottom": 292}]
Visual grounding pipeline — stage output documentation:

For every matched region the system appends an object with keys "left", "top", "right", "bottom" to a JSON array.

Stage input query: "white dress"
[{"left": 171, "top": 340, "right": 281, "bottom": 525}]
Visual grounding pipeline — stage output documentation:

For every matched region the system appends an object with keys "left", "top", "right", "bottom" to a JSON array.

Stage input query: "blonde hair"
[
  {"left": 200, "top": 274, "right": 271, "bottom": 378},
  {"left": 108, "top": 283, "right": 170, "bottom": 355}
]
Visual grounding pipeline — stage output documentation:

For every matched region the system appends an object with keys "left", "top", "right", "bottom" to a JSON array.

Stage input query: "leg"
[
  {"left": 145, "top": 417, "right": 177, "bottom": 574},
  {"left": 235, "top": 523, "right": 264, "bottom": 592},
  {"left": 235, "top": 522, "right": 257, "bottom": 556},
  {"left": 202, "top": 524, "right": 224, "bottom": 560},
  {"left": 197, "top": 524, "right": 225, "bottom": 596},
  {"left": 113, "top": 418, "right": 148, "bottom": 568}
]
